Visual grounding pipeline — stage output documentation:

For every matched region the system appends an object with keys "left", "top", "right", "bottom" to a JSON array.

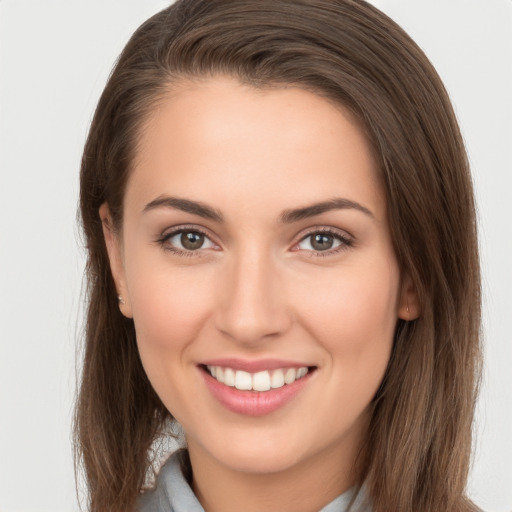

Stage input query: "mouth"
[
  {"left": 198, "top": 361, "right": 317, "bottom": 416},
  {"left": 200, "top": 364, "right": 316, "bottom": 392}
]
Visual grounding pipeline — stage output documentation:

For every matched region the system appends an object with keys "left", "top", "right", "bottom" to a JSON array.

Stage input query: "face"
[{"left": 102, "top": 77, "right": 414, "bottom": 479}]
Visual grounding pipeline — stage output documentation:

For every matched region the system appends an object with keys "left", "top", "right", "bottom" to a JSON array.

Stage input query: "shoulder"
[{"left": 138, "top": 450, "right": 204, "bottom": 512}]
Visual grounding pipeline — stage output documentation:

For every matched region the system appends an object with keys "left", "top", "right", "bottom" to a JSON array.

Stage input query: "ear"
[
  {"left": 99, "top": 203, "right": 133, "bottom": 318},
  {"left": 397, "top": 272, "right": 420, "bottom": 321}
]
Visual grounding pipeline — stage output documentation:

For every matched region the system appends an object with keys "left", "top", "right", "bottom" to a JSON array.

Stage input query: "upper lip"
[{"left": 200, "top": 358, "right": 314, "bottom": 373}]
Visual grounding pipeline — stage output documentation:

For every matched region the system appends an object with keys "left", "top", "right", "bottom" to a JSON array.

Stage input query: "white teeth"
[
  {"left": 207, "top": 365, "right": 310, "bottom": 392},
  {"left": 235, "top": 370, "right": 252, "bottom": 390},
  {"left": 297, "top": 367, "right": 308, "bottom": 379},
  {"left": 284, "top": 368, "right": 297, "bottom": 384},
  {"left": 252, "top": 371, "right": 271, "bottom": 391},
  {"left": 271, "top": 369, "right": 285, "bottom": 389},
  {"left": 224, "top": 367, "right": 235, "bottom": 387}
]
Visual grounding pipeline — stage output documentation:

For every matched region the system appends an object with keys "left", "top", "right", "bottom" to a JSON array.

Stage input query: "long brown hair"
[{"left": 75, "top": 1, "right": 482, "bottom": 511}]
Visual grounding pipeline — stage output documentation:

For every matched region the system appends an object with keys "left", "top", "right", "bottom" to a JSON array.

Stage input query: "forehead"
[{"left": 126, "top": 76, "right": 385, "bottom": 223}]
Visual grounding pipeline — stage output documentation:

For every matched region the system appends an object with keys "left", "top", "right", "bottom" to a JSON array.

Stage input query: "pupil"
[
  {"left": 181, "top": 231, "right": 204, "bottom": 250},
  {"left": 312, "top": 234, "right": 333, "bottom": 251}
]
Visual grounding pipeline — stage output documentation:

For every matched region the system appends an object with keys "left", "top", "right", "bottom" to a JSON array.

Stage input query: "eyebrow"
[{"left": 143, "top": 195, "right": 374, "bottom": 223}]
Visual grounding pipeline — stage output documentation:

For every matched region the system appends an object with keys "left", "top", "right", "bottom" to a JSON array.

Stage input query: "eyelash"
[
  {"left": 156, "top": 225, "right": 213, "bottom": 258},
  {"left": 156, "top": 225, "right": 354, "bottom": 259}
]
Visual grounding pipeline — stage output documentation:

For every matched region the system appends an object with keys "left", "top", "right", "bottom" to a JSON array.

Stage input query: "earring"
[{"left": 117, "top": 295, "right": 126, "bottom": 305}]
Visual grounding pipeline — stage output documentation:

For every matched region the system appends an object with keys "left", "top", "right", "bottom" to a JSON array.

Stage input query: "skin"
[{"left": 101, "top": 76, "right": 419, "bottom": 512}]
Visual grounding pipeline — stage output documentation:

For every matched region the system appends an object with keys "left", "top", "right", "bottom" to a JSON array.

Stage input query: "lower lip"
[{"left": 200, "top": 367, "right": 314, "bottom": 416}]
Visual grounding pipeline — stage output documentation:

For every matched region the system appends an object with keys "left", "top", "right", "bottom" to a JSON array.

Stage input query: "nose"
[{"left": 214, "top": 245, "right": 291, "bottom": 346}]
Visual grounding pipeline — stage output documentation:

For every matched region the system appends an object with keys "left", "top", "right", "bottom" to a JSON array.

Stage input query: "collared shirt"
[{"left": 139, "top": 450, "right": 371, "bottom": 512}]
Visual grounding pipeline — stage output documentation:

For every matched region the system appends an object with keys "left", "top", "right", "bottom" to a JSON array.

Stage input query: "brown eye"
[
  {"left": 296, "top": 229, "right": 353, "bottom": 257},
  {"left": 181, "top": 231, "right": 205, "bottom": 250},
  {"left": 310, "top": 233, "right": 335, "bottom": 251},
  {"left": 159, "top": 228, "right": 216, "bottom": 255}
]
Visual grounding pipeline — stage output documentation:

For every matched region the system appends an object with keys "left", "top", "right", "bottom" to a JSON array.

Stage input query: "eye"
[
  {"left": 157, "top": 226, "right": 216, "bottom": 256},
  {"left": 295, "top": 229, "right": 353, "bottom": 257}
]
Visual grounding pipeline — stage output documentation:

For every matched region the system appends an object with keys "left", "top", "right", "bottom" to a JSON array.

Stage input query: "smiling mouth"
[{"left": 201, "top": 365, "right": 316, "bottom": 392}]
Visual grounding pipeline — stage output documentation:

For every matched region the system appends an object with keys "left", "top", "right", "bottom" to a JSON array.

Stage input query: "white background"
[{"left": 0, "top": 1, "right": 510, "bottom": 511}]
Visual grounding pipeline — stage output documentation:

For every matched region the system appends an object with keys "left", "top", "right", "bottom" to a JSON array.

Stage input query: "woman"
[{"left": 75, "top": 1, "right": 482, "bottom": 511}]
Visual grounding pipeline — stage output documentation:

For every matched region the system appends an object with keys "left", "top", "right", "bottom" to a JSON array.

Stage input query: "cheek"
[
  {"left": 132, "top": 275, "right": 209, "bottom": 346},
  {"left": 125, "top": 252, "right": 215, "bottom": 380},
  {"left": 298, "top": 258, "right": 399, "bottom": 366},
  {"left": 294, "top": 259, "right": 400, "bottom": 425}
]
